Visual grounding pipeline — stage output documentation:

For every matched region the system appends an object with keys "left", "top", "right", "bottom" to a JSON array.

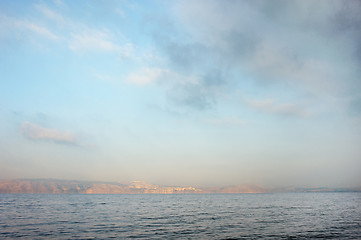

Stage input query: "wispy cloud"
[
  {"left": 21, "top": 20, "right": 59, "bottom": 40},
  {"left": 246, "top": 98, "right": 308, "bottom": 118},
  {"left": 0, "top": 14, "right": 59, "bottom": 40},
  {"left": 1, "top": 4, "right": 134, "bottom": 56},
  {"left": 53, "top": 0, "right": 66, "bottom": 8},
  {"left": 204, "top": 117, "right": 246, "bottom": 126},
  {"left": 35, "top": 4, "right": 65, "bottom": 24},
  {"left": 127, "top": 67, "right": 169, "bottom": 85},
  {"left": 68, "top": 29, "right": 132, "bottom": 56},
  {"left": 20, "top": 122, "right": 77, "bottom": 145}
]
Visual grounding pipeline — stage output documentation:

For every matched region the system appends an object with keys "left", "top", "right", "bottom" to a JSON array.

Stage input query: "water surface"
[{"left": 1, "top": 192, "right": 360, "bottom": 239}]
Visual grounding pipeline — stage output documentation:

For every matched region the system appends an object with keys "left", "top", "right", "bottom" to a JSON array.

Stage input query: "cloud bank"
[{"left": 142, "top": 0, "right": 361, "bottom": 112}]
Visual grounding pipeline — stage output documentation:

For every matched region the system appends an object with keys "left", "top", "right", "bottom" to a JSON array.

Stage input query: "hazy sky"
[{"left": 1, "top": 0, "right": 360, "bottom": 187}]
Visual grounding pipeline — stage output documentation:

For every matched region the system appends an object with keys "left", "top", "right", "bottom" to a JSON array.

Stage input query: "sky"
[{"left": 0, "top": 0, "right": 361, "bottom": 188}]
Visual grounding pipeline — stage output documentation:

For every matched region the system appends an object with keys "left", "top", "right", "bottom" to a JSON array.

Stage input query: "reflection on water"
[{"left": 1, "top": 192, "right": 360, "bottom": 239}]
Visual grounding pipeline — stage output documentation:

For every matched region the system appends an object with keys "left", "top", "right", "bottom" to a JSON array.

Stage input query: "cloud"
[
  {"left": 127, "top": 64, "right": 233, "bottom": 110},
  {"left": 162, "top": 41, "right": 208, "bottom": 73},
  {"left": 145, "top": 0, "right": 361, "bottom": 110},
  {"left": 53, "top": 0, "right": 66, "bottom": 8},
  {"left": 246, "top": 98, "right": 308, "bottom": 118},
  {"left": 204, "top": 117, "right": 246, "bottom": 126},
  {"left": 1, "top": 4, "right": 134, "bottom": 56},
  {"left": 20, "top": 122, "right": 77, "bottom": 145},
  {"left": 126, "top": 65, "right": 214, "bottom": 110},
  {"left": 0, "top": 14, "right": 59, "bottom": 40},
  {"left": 166, "top": 70, "right": 232, "bottom": 110},
  {"left": 21, "top": 20, "right": 59, "bottom": 40},
  {"left": 68, "top": 29, "right": 132, "bottom": 56},
  {"left": 167, "top": 81, "right": 213, "bottom": 110},
  {"left": 35, "top": 4, "right": 65, "bottom": 24},
  {"left": 127, "top": 67, "right": 169, "bottom": 85},
  {"left": 127, "top": 66, "right": 222, "bottom": 110}
]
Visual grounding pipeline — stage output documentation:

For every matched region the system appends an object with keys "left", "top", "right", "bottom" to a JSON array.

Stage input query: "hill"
[{"left": 0, "top": 179, "right": 359, "bottom": 194}]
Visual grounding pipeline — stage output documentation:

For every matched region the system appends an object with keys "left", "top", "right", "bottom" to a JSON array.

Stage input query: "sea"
[{"left": 0, "top": 192, "right": 360, "bottom": 239}]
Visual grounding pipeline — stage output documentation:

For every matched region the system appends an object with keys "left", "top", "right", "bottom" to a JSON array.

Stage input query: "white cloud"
[
  {"left": 35, "top": 4, "right": 65, "bottom": 24},
  {"left": 0, "top": 14, "right": 59, "bottom": 40},
  {"left": 68, "top": 29, "right": 132, "bottom": 56},
  {"left": 20, "top": 20, "right": 59, "bottom": 40},
  {"left": 247, "top": 98, "right": 308, "bottom": 118},
  {"left": 20, "top": 122, "right": 77, "bottom": 144},
  {"left": 127, "top": 67, "right": 170, "bottom": 85},
  {"left": 2, "top": 4, "right": 135, "bottom": 57}
]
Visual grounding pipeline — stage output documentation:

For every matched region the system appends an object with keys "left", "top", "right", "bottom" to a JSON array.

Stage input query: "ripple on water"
[{"left": 0, "top": 193, "right": 361, "bottom": 239}]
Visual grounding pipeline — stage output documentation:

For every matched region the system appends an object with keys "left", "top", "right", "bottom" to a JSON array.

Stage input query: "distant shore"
[{"left": 1, "top": 179, "right": 360, "bottom": 194}]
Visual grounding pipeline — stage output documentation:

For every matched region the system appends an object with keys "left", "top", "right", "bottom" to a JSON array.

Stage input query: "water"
[{"left": 0, "top": 192, "right": 360, "bottom": 239}]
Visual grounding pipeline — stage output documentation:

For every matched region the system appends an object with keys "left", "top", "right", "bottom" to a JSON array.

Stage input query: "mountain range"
[{"left": 0, "top": 179, "right": 359, "bottom": 194}]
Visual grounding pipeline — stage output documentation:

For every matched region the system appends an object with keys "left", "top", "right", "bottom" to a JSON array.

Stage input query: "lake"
[{"left": 1, "top": 192, "right": 360, "bottom": 239}]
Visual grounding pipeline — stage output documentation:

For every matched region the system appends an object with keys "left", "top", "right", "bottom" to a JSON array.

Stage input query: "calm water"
[{"left": 0, "top": 192, "right": 360, "bottom": 239}]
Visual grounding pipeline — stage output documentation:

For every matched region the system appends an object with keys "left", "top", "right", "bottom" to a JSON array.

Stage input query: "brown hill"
[
  {"left": 0, "top": 179, "right": 269, "bottom": 194},
  {"left": 0, "top": 179, "right": 202, "bottom": 194},
  {"left": 1, "top": 179, "right": 358, "bottom": 194}
]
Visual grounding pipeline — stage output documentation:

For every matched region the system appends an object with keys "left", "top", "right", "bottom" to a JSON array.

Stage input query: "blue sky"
[{"left": 1, "top": 0, "right": 360, "bottom": 187}]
